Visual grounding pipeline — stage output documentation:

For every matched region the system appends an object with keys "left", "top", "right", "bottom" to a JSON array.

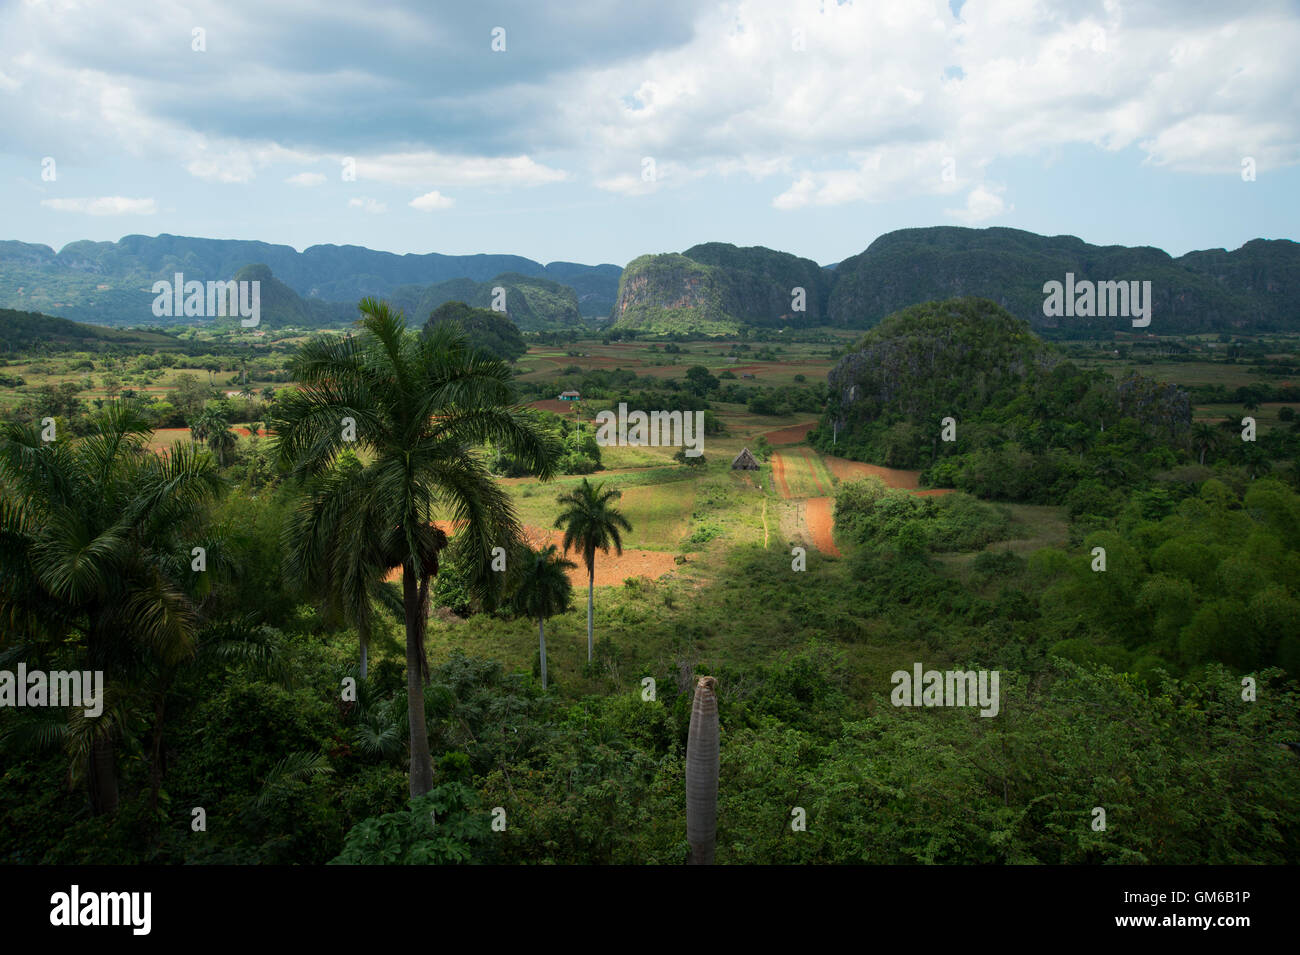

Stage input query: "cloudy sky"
[{"left": 1, "top": 0, "right": 1297, "bottom": 267}]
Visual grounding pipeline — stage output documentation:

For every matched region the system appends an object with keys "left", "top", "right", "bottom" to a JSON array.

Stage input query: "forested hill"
[
  {"left": 388, "top": 272, "right": 583, "bottom": 330},
  {"left": 0, "top": 234, "right": 622, "bottom": 325},
  {"left": 611, "top": 244, "right": 830, "bottom": 335},
  {"left": 612, "top": 228, "right": 1299, "bottom": 336},
  {"left": 0, "top": 307, "right": 178, "bottom": 351},
  {"left": 815, "top": 296, "right": 1195, "bottom": 499},
  {"left": 827, "top": 227, "right": 1300, "bottom": 333}
]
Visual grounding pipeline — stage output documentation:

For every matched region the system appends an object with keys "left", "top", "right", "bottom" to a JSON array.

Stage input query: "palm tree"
[
  {"left": 554, "top": 478, "right": 632, "bottom": 662},
  {"left": 1092, "top": 456, "right": 1126, "bottom": 487},
  {"left": 1244, "top": 444, "right": 1273, "bottom": 480},
  {"left": 512, "top": 544, "right": 575, "bottom": 689},
  {"left": 276, "top": 299, "right": 556, "bottom": 797},
  {"left": 0, "top": 402, "right": 224, "bottom": 815},
  {"left": 206, "top": 423, "right": 238, "bottom": 467},
  {"left": 1191, "top": 422, "right": 1219, "bottom": 465},
  {"left": 282, "top": 451, "right": 403, "bottom": 680}
]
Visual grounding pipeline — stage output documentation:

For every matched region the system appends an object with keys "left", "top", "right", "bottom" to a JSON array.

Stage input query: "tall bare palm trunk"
[
  {"left": 86, "top": 624, "right": 119, "bottom": 816},
  {"left": 359, "top": 622, "right": 369, "bottom": 681},
  {"left": 88, "top": 733, "right": 119, "bottom": 816},
  {"left": 539, "top": 618, "right": 547, "bottom": 689},
  {"left": 402, "top": 562, "right": 434, "bottom": 797},
  {"left": 686, "top": 675, "right": 719, "bottom": 865},
  {"left": 586, "top": 564, "right": 594, "bottom": 662}
]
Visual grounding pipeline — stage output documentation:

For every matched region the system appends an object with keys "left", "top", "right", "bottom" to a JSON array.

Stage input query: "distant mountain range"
[
  {"left": 0, "top": 234, "right": 621, "bottom": 327},
  {"left": 1, "top": 227, "right": 1296, "bottom": 335}
]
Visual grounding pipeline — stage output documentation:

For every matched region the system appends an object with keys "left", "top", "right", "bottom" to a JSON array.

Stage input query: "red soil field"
[
  {"left": 765, "top": 421, "right": 817, "bottom": 445},
  {"left": 821, "top": 455, "right": 953, "bottom": 496},
  {"left": 384, "top": 522, "right": 679, "bottom": 588},
  {"left": 804, "top": 497, "right": 840, "bottom": 557}
]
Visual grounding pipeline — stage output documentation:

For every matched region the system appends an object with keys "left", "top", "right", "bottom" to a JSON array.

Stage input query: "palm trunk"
[
  {"left": 86, "top": 622, "right": 119, "bottom": 816},
  {"left": 686, "top": 676, "right": 719, "bottom": 865},
  {"left": 359, "top": 624, "right": 369, "bottom": 681},
  {"left": 402, "top": 561, "right": 434, "bottom": 797},
  {"left": 586, "top": 565, "right": 595, "bottom": 663},
  {"left": 148, "top": 672, "right": 172, "bottom": 815},
  {"left": 88, "top": 733, "right": 119, "bottom": 816},
  {"left": 538, "top": 617, "right": 547, "bottom": 689}
]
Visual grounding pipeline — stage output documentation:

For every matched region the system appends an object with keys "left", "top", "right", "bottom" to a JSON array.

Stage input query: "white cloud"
[
  {"left": 348, "top": 197, "right": 387, "bottom": 214},
  {"left": 409, "top": 190, "right": 455, "bottom": 211},
  {"left": 354, "top": 152, "right": 566, "bottom": 188},
  {"left": 286, "top": 172, "right": 327, "bottom": 187},
  {"left": 595, "top": 159, "right": 704, "bottom": 195},
  {"left": 40, "top": 196, "right": 157, "bottom": 215},
  {"left": 1, "top": 0, "right": 1297, "bottom": 214},
  {"left": 945, "top": 183, "right": 1011, "bottom": 223}
]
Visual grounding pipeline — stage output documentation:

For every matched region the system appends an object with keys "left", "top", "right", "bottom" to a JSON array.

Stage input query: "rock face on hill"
[{"left": 611, "top": 244, "right": 830, "bottom": 335}]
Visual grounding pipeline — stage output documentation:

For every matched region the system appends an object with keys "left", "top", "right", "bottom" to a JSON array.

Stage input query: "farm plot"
[{"left": 770, "top": 447, "right": 833, "bottom": 499}]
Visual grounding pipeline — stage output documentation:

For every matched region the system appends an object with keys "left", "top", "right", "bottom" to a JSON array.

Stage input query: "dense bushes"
[{"left": 835, "top": 478, "right": 1011, "bottom": 553}]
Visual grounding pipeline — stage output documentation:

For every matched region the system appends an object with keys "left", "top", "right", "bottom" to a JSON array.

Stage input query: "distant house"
[
  {"left": 731, "top": 447, "right": 760, "bottom": 471},
  {"left": 741, "top": 373, "right": 756, "bottom": 379},
  {"left": 558, "top": 390, "right": 581, "bottom": 401}
]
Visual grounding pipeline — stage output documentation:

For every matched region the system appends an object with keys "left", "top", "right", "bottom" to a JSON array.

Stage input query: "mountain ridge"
[{"left": 2, "top": 227, "right": 1296, "bottom": 334}]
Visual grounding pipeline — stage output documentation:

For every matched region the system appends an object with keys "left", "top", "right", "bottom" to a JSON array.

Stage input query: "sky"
[{"left": 1, "top": 0, "right": 1297, "bottom": 268}]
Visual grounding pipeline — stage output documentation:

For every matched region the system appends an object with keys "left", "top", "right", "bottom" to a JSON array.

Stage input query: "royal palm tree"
[
  {"left": 554, "top": 478, "right": 632, "bottom": 662},
  {"left": 206, "top": 422, "right": 238, "bottom": 467},
  {"left": 282, "top": 450, "right": 402, "bottom": 680},
  {"left": 1192, "top": 422, "right": 1219, "bottom": 465},
  {"left": 512, "top": 544, "right": 575, "bottom": 689},
  {"left": 0, "top": 402, "right": 224, "bottom": 815},
  {"left": 276, "top": 299, "right": 556, "bottom": 797}
]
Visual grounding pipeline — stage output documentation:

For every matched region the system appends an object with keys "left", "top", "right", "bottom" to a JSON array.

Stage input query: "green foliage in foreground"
[{"left": 835, "top": 478, "right": 1012, "bottom": 553}]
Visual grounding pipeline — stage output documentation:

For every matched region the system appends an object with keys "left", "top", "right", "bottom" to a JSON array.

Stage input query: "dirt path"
[{"left": 804, "top": 497, "right": 840, "bottom": 556}]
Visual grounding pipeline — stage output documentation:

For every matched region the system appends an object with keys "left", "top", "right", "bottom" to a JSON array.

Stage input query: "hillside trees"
[{"left": 0, "top": 402, "right": 225, "bottom": 815}]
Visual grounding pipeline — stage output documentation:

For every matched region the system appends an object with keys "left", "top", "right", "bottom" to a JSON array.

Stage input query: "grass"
[{"left": 421, "top": 541, "right": 933, "bottom": 702}]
